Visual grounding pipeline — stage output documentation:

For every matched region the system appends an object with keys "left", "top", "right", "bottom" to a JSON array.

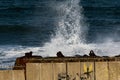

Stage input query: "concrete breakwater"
[
  {"left": 1, "top": 51, "right": 120, "bottom": 80},
  {"left": 0, "top": 61, "right": 120, "bottom": 80},
  {"left": 26, "top": 61, "right": 120, "bottom": 80}
]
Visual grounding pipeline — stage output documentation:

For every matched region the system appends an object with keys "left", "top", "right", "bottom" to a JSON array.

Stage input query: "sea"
[{"left": 0, "top": 0, "right": 120, "bottom": 68}]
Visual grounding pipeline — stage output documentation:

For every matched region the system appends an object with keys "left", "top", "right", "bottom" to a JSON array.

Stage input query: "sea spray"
[
  {"left": 43, "top": 0, "right": 90, "bottom": 56},
  {"left": 42, "top": 0, "right": 120, "bottom": 56}
]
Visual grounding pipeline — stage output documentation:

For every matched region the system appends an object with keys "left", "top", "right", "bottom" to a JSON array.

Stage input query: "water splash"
[
  {"left": 42, "top": 0, "right": 120, "bottom": 56},
  {"left": 41, "top": 0, "right": 89, "bottom": 56},
  {"left": 56, "top": 0, "right": 84, "bottom": 44}
]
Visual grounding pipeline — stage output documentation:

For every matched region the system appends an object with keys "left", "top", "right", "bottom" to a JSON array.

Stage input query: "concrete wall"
[
  {"left": 26, "top": 63, "right": 40, "bottom": 80},
  {"left": 40, "top": 63, "right": 53, "bottom": 80},
  {"left": 0, "top": 70, "right": 25, "bottom": 80},
  {"left": 117, "top": 62, "right": 120, "bottom": 80},
  {"left": 25, "top": 62, "right": 120, "bottom": 80},
  {"left": 109, "top": 62, "right": 118, "bottom": 80},
  {"left": 0, "top": 70, "right": 12, "bottom": 80},
  {"left": 67, "top": 62, "right": 80, "bottom": 80},
  {"left": 1, "top": 61, "right": 120, "bottom": 80},
  {"left": 12, "top": 70, "right": 25, "bottom": 80},
  {"left": 26, "top": 62, "right": 98, "bottom": 80},
  {"left": 95, "top": 62, "right": 109, "bottom": 80},
  {"left": 26, "top": 63, "right": 66, "bottom": 80},
  {"left": 53, "top": 63, "right": 66, "bottom": 80}
]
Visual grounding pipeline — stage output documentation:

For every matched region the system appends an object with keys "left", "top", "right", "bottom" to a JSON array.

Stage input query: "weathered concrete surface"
[
  {"left": 40, "top": 63, "right": 53, "bottom": 80},
  {"left": 53, "top": 63, "right": 66, "bottom": 80},
  {"left": 2, "top": 61, "right": 120, "bottom": 80},
  {"left": 96, "top": 62, "right": 108, "bottom": 80},
  {"left": 0, "top": 71, "right": 4, "bottom": 80},
  {"left": 67, "top": 62, "right": 80, "bottom": 80},
  {"left": 12, "top": 70, "right": 25, "bottom": 80},
  {"left": 26, "top": 63, "right": 67, "bottom": 80},
  {"left": 26, "top": 63, "right": 40, "bottom": 80},
  {"left": 109, "top": 62, "right": 118, "bottom": 80},
  {"left": 117, "top": 62, "right": 120, "bottom": 80},
  {"left": 0, "top": 70, "right": 12, "bottom": 80},
  {"left": 0, "top": 70, "right": 25, "bottom": 80}
]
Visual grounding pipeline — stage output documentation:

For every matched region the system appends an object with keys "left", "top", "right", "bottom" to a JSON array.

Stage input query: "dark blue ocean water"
[
  {"left": 0, "top": 0, "right": 120, "bottom": 68},
  {"left": 0, "top": 0, "right": 120, "bottom": 46}
]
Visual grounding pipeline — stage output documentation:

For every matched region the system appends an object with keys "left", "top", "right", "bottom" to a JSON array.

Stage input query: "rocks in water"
[
  {"left": 56, "top": 50, "right": 98, "bottom": 58},
  {"left": 83, "top": 54, "right": 89, "bottom": 57},
  {"left": 89, "top": 50, "right": 96, "bottom": 57},
  {"left": 13, "top": 51, "right": 42, "bottom": 70},
  {"left": 74, "top": 54, "right": 82, "bottom": 57},
  {"left": 56, "top": 51, "right": 64, "bottom": 57},
  {"left": 25, "top": 51, "right": 33, "bottom": 57}
]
